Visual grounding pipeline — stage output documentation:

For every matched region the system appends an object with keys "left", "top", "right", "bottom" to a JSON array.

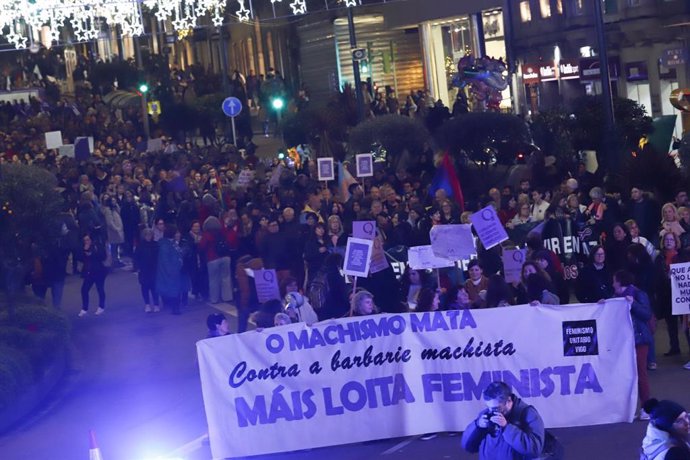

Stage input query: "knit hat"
[{"left": 644, "top": 398, "right": 685, "bottom": 431}]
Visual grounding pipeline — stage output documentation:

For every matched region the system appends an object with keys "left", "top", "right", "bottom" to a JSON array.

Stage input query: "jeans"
[
  {"left": 207, "top": 257, "right": 233, "bottom": 303},
  {"left": 666, "top": 313, "right": 680, "bottom": 352},
  {"left": 81, "top": 276, "right": 106, "bottom": 311}
]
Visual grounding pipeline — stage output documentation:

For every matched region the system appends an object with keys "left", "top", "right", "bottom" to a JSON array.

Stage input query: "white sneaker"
[
  {"left": 144, "top": 304, "right": 152, "bottom": 313},
  {"left": 683, "top": 361, "right": 690, "bottom": 370},
  {"left": 153, "top": 305, "right": 160, "bottom": 313},
  {"left": 78, "top": 310, "right": 88, "bottom": 317},
  {"left": 95, "top": 307, "right": 105, "bottom": 315},
  {"left": 639, "top": 409, "right": 651, "bottom": 421}
]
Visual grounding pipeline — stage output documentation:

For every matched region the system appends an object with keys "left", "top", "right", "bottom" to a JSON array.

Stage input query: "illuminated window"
[
  {"left": 520, "top": 1, "right": 532, "bottom": 22},
  {"left": 540, "top": 0, "right": 551, "bottom": 17},
  {"left": 556, "top": 0, "right": 563, "bottom": 13}
]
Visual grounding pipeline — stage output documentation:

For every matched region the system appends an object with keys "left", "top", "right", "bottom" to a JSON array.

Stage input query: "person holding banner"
[
  {"left": 465, "top": 260, "right": 489, "bottom": 308},
  {"left": 351, "top": 290, "right": 378, "bottom": 316},
  {"left": 611, "top": 270, "right": 654, "bottom": 419},
  {"left": 461, "top": 381, "right": 546, "bottom": 459},
  {"left": 655, "top": 233, "right": 683, "bottom": 357}
]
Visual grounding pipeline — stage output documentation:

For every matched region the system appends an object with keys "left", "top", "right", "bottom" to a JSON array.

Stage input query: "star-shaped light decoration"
[
  {"left": 211, "top": 10, "right": 224, "bottom": 27},
  {"left": 290, "top": 0, "right": 306, "bottom": 14},
  {"left": 7, "top": 31, "right": 28, "bottom": 49},
  {"left": 344, "top": 0, "right": 359, "bottom": 6},
  {"left": 236, "top": 0, "right": 251, "bottom": 22}
]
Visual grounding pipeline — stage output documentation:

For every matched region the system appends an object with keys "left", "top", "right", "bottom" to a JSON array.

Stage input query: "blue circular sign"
[{"left": 222, "top": 97, "right": 242, "bottom": 118}]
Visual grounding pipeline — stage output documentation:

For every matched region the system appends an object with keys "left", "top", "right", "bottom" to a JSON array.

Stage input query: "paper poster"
[
  {"left": 58, "top": 144, "right": 75, "bottom": 158},
  {"left": 317, "top": 157, "right": 335, "bottom": 182},
  {"left": 502, "top": 248, "right": 526, "bottom": 284},
  {"left": 369, "top": 235, "right": 389, "bottom": 274},
  {"left": 147, "top": 138, "right": 163, "bottom": 152},
  {"left": 343, "top": 237, "right": 374, "bottom": 277},
  {"left": 470, "top": 205, "right": 509, "bottom": 250},
  {"left": 237, "top": 169, "right": 255, "bottom": 188},
  {"left": 407, "top": 245, "right": 455, "bottom": 270},
  {"left": 352, "top": 221, "right": 376, "bottom": 240},
  {"left": 45, "top": 130, "right": 63, "bottom": 149},
  {"left": 429, "top": 224, "right": 476, "bottom": 261},
  {"left": 671, "top": 262, "right": 690, "bottom": 315},
  {"left": 355, "top": 153, "right": 374, "bottom": 178},
  {"left": 254, "top": 269, "right": 281, "bottom": 304}
]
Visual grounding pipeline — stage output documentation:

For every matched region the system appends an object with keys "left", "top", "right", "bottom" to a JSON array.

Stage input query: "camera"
[{"left": 484, "top": 409, "right": 502, "bottom": 436}]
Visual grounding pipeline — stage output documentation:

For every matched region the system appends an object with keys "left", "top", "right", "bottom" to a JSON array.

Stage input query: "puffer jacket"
[{"left": 641, "top": 423, "right": 690, "bottom": 459}]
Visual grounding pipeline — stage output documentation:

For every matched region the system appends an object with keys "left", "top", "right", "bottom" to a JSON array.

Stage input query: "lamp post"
[
  {"left": 592, "top": 0, "right": 615, "bottom": 138},
  {"left": 139, "top": 83, "right": 150, "bottom": 140},
  {"left": 347, "top": 7, "right": 364, "bottom": 123}
]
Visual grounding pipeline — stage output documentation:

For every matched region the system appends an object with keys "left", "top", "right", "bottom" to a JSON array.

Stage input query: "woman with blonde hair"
[
  {"left": 660, "top": 203, "right": 685, "bottom": 239},
  {"left": 351, "top": 290, "right": 378, "bottom": 316},
  {"left": 326, "top": 215, "right": 346, "bottom": 251}
]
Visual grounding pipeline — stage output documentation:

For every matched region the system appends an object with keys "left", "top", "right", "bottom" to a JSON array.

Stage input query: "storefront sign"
[
  {"left": 521, "top": 64, "right": 540, "bottom": 84},
  {"left": 661, "top": 48, "right": 687, "bottom": 67},
  {"left": 559, "top": 60, "right": 580, "bottom": 79},
  {"left": 579, "top": 57, "right": 620, "bottom": 80},
  {"left": 625, "top": 61, "right": 648, "bottom": 82},
  {"left": 539, "top": 64, "right": 557, "bottom": 82}
]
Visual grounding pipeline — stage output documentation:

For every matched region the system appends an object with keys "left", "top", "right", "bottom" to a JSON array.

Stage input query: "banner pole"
[
  {"left": 350, "top": 276, "right": 358, "bottom": 316},
  {"left": 436, "top": 268, "right": 441, "bottom": 290}
]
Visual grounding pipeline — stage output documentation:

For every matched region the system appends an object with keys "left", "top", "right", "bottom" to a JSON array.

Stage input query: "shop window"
[
  {"left": 540, "top": 0, "right": 552, "bottom": 17},
  {"left": 520, "top": 0, "right": 532, "bottom": 21},
  {"left": 604, "top": 0, "right": 618, "bottom": 13},
  {"left": 572, "top": 0, "right": 585, "bottom": 15}
]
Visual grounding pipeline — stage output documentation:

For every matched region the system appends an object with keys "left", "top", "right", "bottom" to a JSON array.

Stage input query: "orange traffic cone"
[{"left": 89, "top": 430, "right": 103, "bottom": 460}]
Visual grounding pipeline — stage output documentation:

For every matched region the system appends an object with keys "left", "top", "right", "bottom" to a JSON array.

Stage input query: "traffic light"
[
  {"left": 271, "top": 97, "right": 285, "bottom": 111},
  {"left": 138, "top": 83, "right": 149, "bottom": 94},
  {"left": 360, "top": 59, "right": 369, "bottom": 74}
]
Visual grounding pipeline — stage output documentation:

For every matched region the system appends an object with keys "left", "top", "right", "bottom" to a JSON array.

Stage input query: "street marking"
[{"left": 381, "top": 436, "right": 419, "bottom": 455}]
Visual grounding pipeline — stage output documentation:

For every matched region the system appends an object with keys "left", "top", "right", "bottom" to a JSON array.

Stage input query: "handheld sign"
[
  {"left": 355, "top": 153, "right": 374, "bottom": 177},
  {"left": 671, "top": 262, "right": 690, "bottom": 315},
  {"left": 352, "top": 221, "right": 376, "bottom": 240},
  {"left": 470, "top": 205, "right": 509, "bottom": 250},
  {"left": 254, "top": 269, "right": 281, "bottom": 303},
  {"left": 429, "top": 224, "right": 475, "bottom": 261},
  {"left": 369, "top": 235, "right": 390, "bottom": 274},
  {"left": 502, "top": 248, "right": 526, "bottom": 284},
  {"left": 45, "top": 130, "right": 62, "bottom": 149},
  {"left": 343, "top": 237, "right": 374, "bottom": 277},
  {"left": 407, "top": 245, "right": 455, "bottom": 270},
  {"left": 317, "top": 157, "right": 335, "bottom": 182}
]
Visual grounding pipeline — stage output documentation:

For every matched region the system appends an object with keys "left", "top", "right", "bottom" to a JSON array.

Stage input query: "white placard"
[
  {"left": 317, "top": 157, "right": 335, "bottom": 182},
  {"left": 502, "top": 248, "right": 527, "bottom": 284},
  {"left": 45, "top": 130, "right": 63, "bottom": 149},
  {"left": 254, "top": 269, "right": 281, "bottom": 304},
  {"left": 237, "top": 169, "right": 255, "bottom": 188},
  {"left": 407, "top": 245, "right": 455, "bottom": 270},
  {"left": 58, "top": 144, "right": 75, "bottom": 158},
  {"left": 470, "top": 205, "right": 509, "bottom": 250},
  {"left": 197, "top": 299, "right": 637, "bottom": 459},
  {"left": 671, "top": 262, "right": 690, "bottom": 315},
  {"left": 147, "top": 138, "right": 163, "bottom": 152},
  {"left": 343, "top": 237, "right": 374, "bottom": 277},
  {"left": 429, "top": 224, "right": 476, "bottom": 261},
  {"left": 355, "top": 153, "right": 374, "bottom": 177}
]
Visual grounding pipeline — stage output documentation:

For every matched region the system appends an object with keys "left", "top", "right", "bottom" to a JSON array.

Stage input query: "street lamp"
[{"left": 138, "top": 82, "right": 151, "bottom": 140}]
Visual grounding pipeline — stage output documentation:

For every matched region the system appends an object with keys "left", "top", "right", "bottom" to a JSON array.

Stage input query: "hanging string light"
[{"left": 289, "top": 0, "right": 307, "bottom": 15}]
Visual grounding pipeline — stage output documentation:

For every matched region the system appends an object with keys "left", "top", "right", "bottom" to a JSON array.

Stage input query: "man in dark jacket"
[{"left": 461, "top": 381, "right": 545, "bottom": 459}]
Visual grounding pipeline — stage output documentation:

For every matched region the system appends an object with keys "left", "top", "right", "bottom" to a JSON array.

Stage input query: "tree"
[
  {"left": 0, "top": 164, "right": 63, "bottom": 320},
  {"left": 434, "top": 112, "right": 532, "bottom": 167},
  {"left": 530, "top": 108, "right": 575, "bottom": 161},
  {"left": 348, "top": 115, "right": 430, "bottom": 169}
]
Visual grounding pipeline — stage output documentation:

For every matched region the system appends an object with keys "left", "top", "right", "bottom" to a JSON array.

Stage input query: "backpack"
[
  {"left": 308, "top": 271, "right": 329, "bottom": 311},
  {"left": 215, "top": 233, "right": 231, "bottom": 257}
]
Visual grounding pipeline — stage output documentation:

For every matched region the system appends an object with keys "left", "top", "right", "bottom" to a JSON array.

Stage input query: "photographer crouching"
[{"left": 461, "top": 381, "right": 556, "bottom": 459}]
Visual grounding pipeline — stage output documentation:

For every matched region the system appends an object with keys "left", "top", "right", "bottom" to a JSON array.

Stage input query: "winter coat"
[
  {"left": 641, "top": 423, "right": 690, "bottom": 460},
  {"left": 79, "top": 243, "right": 107, "bottom": 280},
  {"left": 461, "top": 396, "right": 545, "bottom": 460},
  {"left": 134, "top": 239, "right": 158, "bottom": 285},
  {"left": 624, "top": 285, "right": 653, "bottom": 346},
  {"left": 576, "top": 264, "right": 612, "bottom": 303},
  {"left": 102, "top": 205, "right": 125, "bottom": 244},
  {"left": 156, "top": 238, "right": 183, "bottom": 298}
]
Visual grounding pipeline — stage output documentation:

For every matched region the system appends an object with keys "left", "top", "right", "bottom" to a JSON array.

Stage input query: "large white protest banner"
[
  {"left": 670, "top": 262, "right": 690, "bottom": 315},
  {"left": 197, "top": 299, "right": 637, "bottom": 458},
  {"left": 429, "top": 224, "right": 475, "bottom": 260},
  {"left": 470, "top": 205, "right": 509, "bottom": 249}
]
